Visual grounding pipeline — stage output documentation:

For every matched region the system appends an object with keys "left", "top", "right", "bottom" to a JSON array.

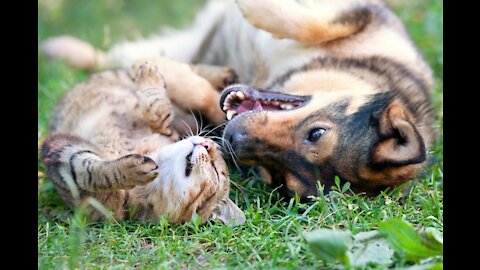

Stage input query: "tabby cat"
[{"left": 40, "top": 58, "right": 245, "bottom": 226}]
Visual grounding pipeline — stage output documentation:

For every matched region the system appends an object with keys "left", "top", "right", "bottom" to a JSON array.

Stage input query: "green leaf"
[
  {"left": 191, "top": 212, "right": 201, "bottom": 229},
  {"left": 341, "top": 182, "right": 351, "bottom": 193},
  {"left": 350, "top": 230, "right": 393, "bottom": 266},
  {"left": 334, "top": 176, "right": 341, "bottom": 189},
  {"left": 304, "top": 228, "right": 352, "bottom": 266},
  {"left": 419, "top": 227, "right": 443, "bottom": 251},
  {"left": 429, "top": 263, "right": 443, "bottom": 270},
  {"left": 398, "top": 262, "right": 443, "bottom": 270},
  {"left": 379, "top": 219, "right": 443, "bottom": 262},
  {"left": 68, "top": 205, "right": 88, "bottom": 270},
  {"left": 158, "top": 215, "right": 170, "bottom": 231}
]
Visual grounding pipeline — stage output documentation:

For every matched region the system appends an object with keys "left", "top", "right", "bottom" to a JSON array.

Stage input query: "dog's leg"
[
  {"left": 40, "top": 36, "right": 108, "bottom": 71},
  {"left": 40, "top": 32, "right": 208, "bottom": 71},
  {"left": 191, "top": 64, "right": 239, "bottom": 91},
  {"left": 40, "top": 1, "right": 227, "bottom": 70},
  {"left": 236, "top": 0, "right": 373, "bottom": 44},
  {"left": 132, "top": 57, "right": 226, "bottom": 126}
]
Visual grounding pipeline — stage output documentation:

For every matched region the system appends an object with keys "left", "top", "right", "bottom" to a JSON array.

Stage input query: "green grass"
[{"left": 38, "top": 0, "right": 443, "bottom": 269}]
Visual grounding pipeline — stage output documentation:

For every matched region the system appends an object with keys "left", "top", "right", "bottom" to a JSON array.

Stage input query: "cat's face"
[{"left": 154, "top": 136, "right": 245, "bottom": 226}]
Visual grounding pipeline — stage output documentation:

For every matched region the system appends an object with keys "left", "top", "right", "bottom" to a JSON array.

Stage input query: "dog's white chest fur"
[{"left": 206, "top": 0, "right": 327, "bottom": 88}]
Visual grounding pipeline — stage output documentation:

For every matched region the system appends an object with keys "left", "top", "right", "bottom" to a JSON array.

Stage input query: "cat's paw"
[
  {"left": 118, "top": 154, "right": 159, "bottom": 188},
  {"left": 133, "top": 61, "right": 166, "bottom": 89},
  {"left": 144, "top": 100, "right": 175, "bottom": 135}
]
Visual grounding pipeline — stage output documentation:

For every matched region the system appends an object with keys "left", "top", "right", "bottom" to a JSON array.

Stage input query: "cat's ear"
[{"left": 212, "top": 198, "right": 246, "bottom": 227}]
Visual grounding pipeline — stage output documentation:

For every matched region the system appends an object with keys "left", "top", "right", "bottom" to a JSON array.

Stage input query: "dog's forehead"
[
  {"left": 295, "top": 91, "right": 396, "bottom": 130},
  {"left": 300, "top": 98, "right": 350, "bottom": 123},
  {"left": 265, "top": 67, "right": 382, "bottom": 121}
]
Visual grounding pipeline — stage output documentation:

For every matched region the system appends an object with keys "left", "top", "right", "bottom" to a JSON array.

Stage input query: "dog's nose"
[{"left": 225, "top": 130, "right": 248, "bottom": 150}]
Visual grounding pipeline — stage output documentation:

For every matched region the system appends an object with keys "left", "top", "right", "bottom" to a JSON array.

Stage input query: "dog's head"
[{"left": 221, "top": 63, "right": 432, "bottom": 198}]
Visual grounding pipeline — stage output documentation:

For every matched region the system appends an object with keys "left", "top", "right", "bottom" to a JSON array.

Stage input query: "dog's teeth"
[
  {"left": 226, "top": 92, "right": 235, "bottom": 101},
  {"left": 226, "top": 110, "right": 236, "bottom": 120},
  {"left": 223, "top": 100, "right": 230, "bottom": 110},
  {"left": 236, "top": 91, "right": 245, "bottom": 100},
  {"left": 280, "top": 103, "right": 294, "bottom": 110}
]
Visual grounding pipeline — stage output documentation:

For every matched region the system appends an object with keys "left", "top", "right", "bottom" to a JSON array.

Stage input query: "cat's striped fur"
[{"left": 41, "top": 59, "right": 245, "bottom": 226}]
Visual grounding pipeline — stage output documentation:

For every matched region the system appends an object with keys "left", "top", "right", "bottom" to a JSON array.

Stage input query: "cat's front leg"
[
  {"left": 133, "top": 62, "right": 179, "bottom": 140},
  {"left": 41, "top": 134, "right": 159, "bottom": 195},
  {"left": 132, "top": 57, "right": 226, "bottom": 126}
]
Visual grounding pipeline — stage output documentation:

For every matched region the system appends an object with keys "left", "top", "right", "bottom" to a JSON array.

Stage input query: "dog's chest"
[{"left": 209, "top": 3, "right": 328, "bottom": 89}]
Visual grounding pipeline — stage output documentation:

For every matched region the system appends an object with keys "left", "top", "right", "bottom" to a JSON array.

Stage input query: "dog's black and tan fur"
[
  {"left": 221, "top": 56, "right": 434, "bottom": 197},
  {"left": 41, "top": 0, "right": 437, "bottom": 199}
]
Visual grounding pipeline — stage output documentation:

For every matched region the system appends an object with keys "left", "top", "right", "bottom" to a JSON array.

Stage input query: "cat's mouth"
[
  {"left": 184, "top": 141, "right": 219, "bottom": 179},
  {"left": 185, "top": 152, "right": 194, "bottom": 177},
  {"left": 220, "top": 84, "right": 311, "bottom": 120}
]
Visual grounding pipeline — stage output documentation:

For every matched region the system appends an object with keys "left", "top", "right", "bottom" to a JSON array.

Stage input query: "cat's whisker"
[
  {"left": 179, "top": 119, "right": 195, "bottom": 138},
  {"left": 203, "top": 122, "right": 228, "bottom": 137},
  {"left": 225, "top": 144, "right": 242, "bottom": 172},
  {"left": 229, "top": 178, "right": 245, "bottom": 192},
  {"left": 198, "top": 112, "right": 205, "bottom": 136},
  {"left": 198, "top": 123, "right": 213, "bottom": 137},
  {"left": 187, "top": 107, "right": 201, "bottom": 136},
  {"left": 207, "top": 135, "right": 242, "bottom": 172}
]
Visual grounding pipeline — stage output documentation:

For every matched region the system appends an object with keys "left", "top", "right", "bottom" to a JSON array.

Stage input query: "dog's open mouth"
[{"left": 220, "top": 85, "right": 311, "bottom": 120}]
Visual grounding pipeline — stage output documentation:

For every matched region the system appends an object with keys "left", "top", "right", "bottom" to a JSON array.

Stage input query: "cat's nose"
[{"left": 197, "top": 140, "right": 213, "bottom": 151}]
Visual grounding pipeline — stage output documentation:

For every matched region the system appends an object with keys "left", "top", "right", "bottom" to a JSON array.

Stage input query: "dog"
[{"left": 41, "top": 0, "right": 437, "bottom": 199}]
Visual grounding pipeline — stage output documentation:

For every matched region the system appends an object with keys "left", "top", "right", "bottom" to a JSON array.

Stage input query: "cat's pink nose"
[{"left": 199, "top": 140, "right": 213, "bottom": 151}]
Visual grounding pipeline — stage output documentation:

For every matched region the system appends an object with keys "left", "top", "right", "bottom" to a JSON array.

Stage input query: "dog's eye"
[{"left": 307, "top": 128, "right": 326, "bottom": 142}]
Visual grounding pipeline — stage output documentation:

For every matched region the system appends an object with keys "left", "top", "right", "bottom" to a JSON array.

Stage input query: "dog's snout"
[{"left": 225, "top": 129, "right": 248, "bottom": 150}]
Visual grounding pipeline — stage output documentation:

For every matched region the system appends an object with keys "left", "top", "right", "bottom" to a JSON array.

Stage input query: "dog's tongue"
[
  {"left": 254, "top": 101, "right": 263, "bottom": 110},
  {"left": 236, "top": 100, "right": 263, "bottom": 114}
]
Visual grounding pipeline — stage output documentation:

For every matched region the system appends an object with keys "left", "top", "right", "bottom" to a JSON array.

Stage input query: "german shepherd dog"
[{"left": 41, "top": 0, "right": 437, "bottom": 199}]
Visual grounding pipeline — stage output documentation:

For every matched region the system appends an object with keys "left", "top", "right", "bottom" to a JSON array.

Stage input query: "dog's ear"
[{"left": 371, "top": 100, "right": 426, "bottom": 166}]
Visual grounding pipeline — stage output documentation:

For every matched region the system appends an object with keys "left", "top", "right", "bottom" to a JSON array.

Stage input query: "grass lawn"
[{"left": 38, "top": 0, "right": 443, "bottom": 269}]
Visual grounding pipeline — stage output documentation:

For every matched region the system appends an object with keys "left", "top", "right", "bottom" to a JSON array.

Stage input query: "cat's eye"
[{"left": 307, "top": 128, "right": 326, "bottom": 142}]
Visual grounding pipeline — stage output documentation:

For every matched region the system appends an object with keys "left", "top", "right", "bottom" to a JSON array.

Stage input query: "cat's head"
[{"left": 155, "top": 136, "right": 246, "bottom": 226}]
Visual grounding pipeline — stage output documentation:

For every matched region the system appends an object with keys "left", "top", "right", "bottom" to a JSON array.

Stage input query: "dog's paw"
[
  {"left": 215, "top": 67, "right": 239, "bottom": 91},
  {"left": 235, "top": 0, "right": 263, "bottom": 28}
]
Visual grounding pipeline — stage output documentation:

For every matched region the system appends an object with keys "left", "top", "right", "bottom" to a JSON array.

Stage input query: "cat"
[{"left": 40, "top": 58, "right": 245, "bottom": 226}]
